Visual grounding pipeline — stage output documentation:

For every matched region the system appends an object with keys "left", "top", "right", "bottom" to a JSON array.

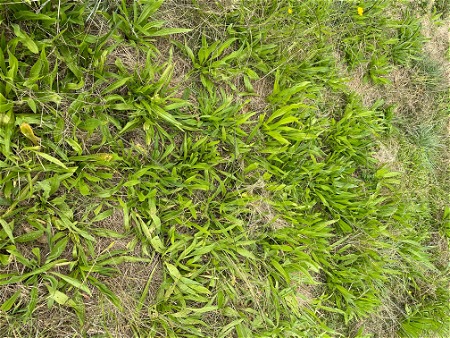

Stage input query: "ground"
[{"left": 0, "top": 0, "right": 449, "bottom": 337}]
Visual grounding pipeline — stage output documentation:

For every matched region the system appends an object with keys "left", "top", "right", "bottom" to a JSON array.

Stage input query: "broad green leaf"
[
  {"left": 47, "top": 237, "right": 69, "bottom": 262},
  {"left": 165, "top": 262, "right": 181, "bottom": 280},
  {"left": 102, "top": 77, "right": 132, "bottom": 94},
  {"left": 0, "top": 219, "right": 14, "bottom": 243},
  {"left": 266, "top": 131, "right": 291, "bottom": 145},
  {"left": 50, "top": 272, "right": 92, "bottom": 296},
  {"left": 12, "top": 24, "right": 39, "bottom": 54},
  {"left": 0, "top": 290, "right": 21, "bottom": 311},
  {"left": 49, "top": 290, "right": 69, "bottom": 305},
  {"left": 271, "top": 259, "right": 290, "bottom": 284},
  {"left": 33, "top": 151, "right": 68, "bottom": 170},
  {"left": 149, "top": 28, "right": 191, "bottom": 37},
  {"left": 15, "top": 229, "right": 44, "bottom": 243}
]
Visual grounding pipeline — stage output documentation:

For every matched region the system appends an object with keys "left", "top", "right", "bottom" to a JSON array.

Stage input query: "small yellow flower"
[
  {"left": 288, "top": 7, "right": 293, "bottom": 14},
  {"left": 357, "top": 6, "right": 364, "bottom": 16}
]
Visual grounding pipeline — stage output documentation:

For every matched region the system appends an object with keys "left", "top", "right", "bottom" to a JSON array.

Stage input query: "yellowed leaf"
[{"left": 20, "top": 122, "right": 40, "bottom": 145}]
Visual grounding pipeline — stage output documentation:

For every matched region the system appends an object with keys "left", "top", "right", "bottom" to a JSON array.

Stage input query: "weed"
[{"left": 0, "top": 0, "right": 448, "bottom": 337}]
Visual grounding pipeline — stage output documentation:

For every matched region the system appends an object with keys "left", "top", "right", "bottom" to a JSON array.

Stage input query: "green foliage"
[{"left": 0, "top": 0, "right": 448, "bottom": 337}]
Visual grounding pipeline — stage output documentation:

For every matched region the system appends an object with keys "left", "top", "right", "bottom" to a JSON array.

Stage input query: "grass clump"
[{"left": 0, "top": 0, "right": 449, "bottom": 337}]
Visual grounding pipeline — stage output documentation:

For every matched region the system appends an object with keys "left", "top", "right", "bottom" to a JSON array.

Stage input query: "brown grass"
[
  {"left": 245, "top": 178, "right": 290, "bottom": 235},
  {"left": 81, "top": 207, "right": 163, "bottom": 336},
  {"left": 248, "top": 76, "right": 273, "bottom": 115},
  {"left": 83, "top": 257, "right": 163, "bottom": 337}
]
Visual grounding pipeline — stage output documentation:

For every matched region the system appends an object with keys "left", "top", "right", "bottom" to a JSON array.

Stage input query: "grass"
[{"left": 0, "top": 0, "right": 449, "bottom": 337}]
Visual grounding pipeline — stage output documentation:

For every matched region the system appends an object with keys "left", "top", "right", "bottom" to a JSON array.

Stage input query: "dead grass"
[
  {"left": 107, "top": 44, "right": 146, "bottom": 73},
  {"left": 245, "top": 178, "right": 290, "bottom": 234},
  {"left": 80, "top": 208, "right": 163, "bottom": 336},
  {"left": 356, "top": 302, "right": 400, "bottom": 338},
  {"left": 422, "top": 16, "right": 450, "bottom": 75},
  {"left": 341, "top": 12, "right": 448, "bottom": 177},
  {"left": 248, "top": 76, "right": 273, "bottom": 115},
  {"left": 1, "top": 298, "right": 81, "bottom": 338},
  {"left": 83, "top": 257, "right": 163, "bottom": 337},
  {"left": 373, "top": 140, "right": 402, "bottom": 170}
]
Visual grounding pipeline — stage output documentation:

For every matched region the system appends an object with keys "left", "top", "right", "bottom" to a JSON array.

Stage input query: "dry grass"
[
  {"left": 83, "top": 257, "right": 163, "bottom": 337},
  {"left": 248, "top": 76, "right": 273, "bottom": 115},
  {"left": 245, "top": 178, "right": 291, "bottom": 235},
  {"left": 422, "top": 15, "right": 449, "bottom": 74},
  {"left": 373, "top": 140, "right": 402, "bottom": 169}
]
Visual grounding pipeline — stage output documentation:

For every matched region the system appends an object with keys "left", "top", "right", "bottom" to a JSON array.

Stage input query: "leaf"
[
  {"left": 49, "top": 290, "right": 69, "bottom": 305},
  {"left": 78, "top": 118, "right": 103, "bottom": 133},
  {"left": 15, "top": 11, "right": 57, "bottom": 24},
  {"left": 149, "top": 28, "right": 191, "bottom": 37},
  {"left": 271, "top": 259, "right": 290, "bottom": 284},
  {"left": 210, "top": 38, "right": 237, "bottom": 60},
  {"left": 150, "top": 236, "right": 165, "bottom": 253},
  {"left": 20, "top": 123, "right": 40, "bottom": 145},
  {"left": 91, "top": 209, "right": 113, "bottom": 223},
  {"left": 88, "top": 276, "right": 123, "bottom": 310},
  {"left": 46, "top": 237, "right": 68, "bottom": 262},
  {"left": 0, "top": 290, "right": 21, "bottom": 312},
  {"left": 0, "top": 219, "right": 15, "bottom": 243},
  {"left": 33, "top": 151, "right": 69, "bottom": 170},
  {"left": 137, "top": 0, "right": 164, "bottom": 25},
  {"left": 266, "top": 131, "right": 291, "bottom": 145},
  {"left": 102, "top": 77, "right": 132, "bottom": 94},
  {"left": 165, "top": 262, "right": 181, "bottom": 280},
  {"left": 235, "top": 247, "right": 256, "bottom": 260},
  {"left": 266, "top": 104, "right": 304, "bottom": 124},
  {"left": 0, "top": 102, "right": 13, "bottom": 114},
  {"left": 7, "top": 50, "right": 18, "bottom": 81},
  {"left": 15, "top": 230, "right": 44, "bottom": 243},
  {"left": 50, "top": 272, "right": 92, "bottom": 296},
  {"left": 12, "top": 24, "right": 39, "bottom": 54},
  {"left": 27, "top": 99, "right": 37, "bottom": 113},
  {"left": 5, "top": 261, "right": 59, "bottom": 284}
]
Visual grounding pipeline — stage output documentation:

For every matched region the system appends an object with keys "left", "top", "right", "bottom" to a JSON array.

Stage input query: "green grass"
[{"left": 0, "top": 0, "right": 449, "bottom": 337}]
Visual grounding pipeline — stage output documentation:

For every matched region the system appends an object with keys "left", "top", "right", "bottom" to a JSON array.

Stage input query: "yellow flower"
[
  {"left": 357, "top": 6, "right": 364, "bottom": 16},
  {"left": 288, "top": 7, "right": 293, "bottom": 14}
]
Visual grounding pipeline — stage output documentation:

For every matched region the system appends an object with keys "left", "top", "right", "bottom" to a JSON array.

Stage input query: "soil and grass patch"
[{"left": 0, "top": 0, "right": 448, "bottom": 337}]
